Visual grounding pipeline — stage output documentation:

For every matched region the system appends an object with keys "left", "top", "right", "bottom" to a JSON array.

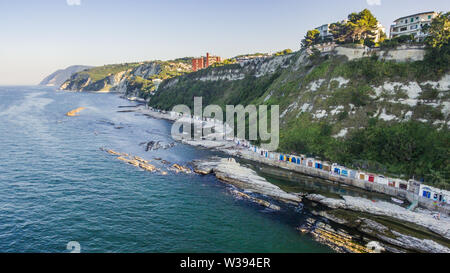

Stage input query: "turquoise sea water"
[{"left": 0, "top": 86, "right": 332, "bottom": 253}]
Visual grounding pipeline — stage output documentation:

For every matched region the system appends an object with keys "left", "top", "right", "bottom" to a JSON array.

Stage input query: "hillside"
[
  {"left": 39, "top": 65, "right": 92, "bottom": 87},
  {"left": 148, "top": 46, "right": 450, "bottom": 189},
  {"left": 59, "top": 60, "right": 192, "bottom": 99}
]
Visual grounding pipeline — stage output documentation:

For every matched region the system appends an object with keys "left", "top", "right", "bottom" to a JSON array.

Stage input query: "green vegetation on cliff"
[
  {"left": 60, "top": 60, "right": 192, "bottom": 95},
  {"left": 77, "top": 63, "right": 141, "bottom": 82}
]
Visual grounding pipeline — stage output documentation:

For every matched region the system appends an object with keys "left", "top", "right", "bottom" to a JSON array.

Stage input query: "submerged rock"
[
  {"left": 100, "top": 148, "right": 128, "bottom": 157},
  {"left": 170, "top": 164, "right": 192, "bottom": 174},
  {"left": 299, "top": 217, "right": 376, "bottom": 253},
  {"left": 230, "top": 189, "right": 280, "bottom": 211},
  {"left": 141, "top": 140, "right": 175, "bottom": 152},
  {"left": 66, "top": 107, "right": 86, "bottom": 117},
  {"left": 102, "top": 148, "right": 164, "bottom": 174}
]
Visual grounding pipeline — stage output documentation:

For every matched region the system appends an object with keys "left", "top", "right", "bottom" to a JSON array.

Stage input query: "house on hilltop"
[{"left": 389, "top": 11, "right": 438, "bottom": 40}]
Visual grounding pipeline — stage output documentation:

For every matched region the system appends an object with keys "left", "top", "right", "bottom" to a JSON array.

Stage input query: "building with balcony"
[
  {"left": 389, "top": 11, "right": 438, "bottom": 39},
  {"left": 192, "top": 53, "right": 222, "bottom": 72},
  {"left": 315, "top": 24, "right": 334, "bottom": 40}
]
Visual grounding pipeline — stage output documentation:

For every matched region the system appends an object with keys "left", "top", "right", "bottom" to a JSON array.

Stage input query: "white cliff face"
[
  {"left": 308, "top": 79, "right": 325, "bottom": 92},
  {"left": 423, "top": 74, "right": 450, "bottom": 92},
  {"left": 198, "top": 70, "right": 246, "bottom": 81},
  {"left": 59, "top": 61, "right": 192, "bottom": 94},
  {"left": 369, "top": 78, "right": 449, "bottom": 123},
  {"left": 133, "top": 63, "right": 161, "bottom": 78},
  {"left": 329, "top": 77, "right": 349, "bottom": 89},
  {"left": 194, "top": 54, "right": 295, "bottom": 82},
  {"left": 286, "top": 71, "right": 449, "bottom": 137},
  {"left": 333, "top": 128, "right": 348, "bottom": 138}
]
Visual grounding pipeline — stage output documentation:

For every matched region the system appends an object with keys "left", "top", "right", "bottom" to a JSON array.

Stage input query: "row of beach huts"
[{"left": 235, "top": 139, "right": 450, "bottom": 206}]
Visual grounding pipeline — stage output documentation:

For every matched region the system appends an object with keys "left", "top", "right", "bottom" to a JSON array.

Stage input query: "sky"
[{"left": 0, "top": 0, "right": 449, "bottom": 85}]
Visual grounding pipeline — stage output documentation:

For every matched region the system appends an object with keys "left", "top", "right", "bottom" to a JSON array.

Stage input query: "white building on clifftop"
[{"left": 390, "top": 11, "right": 438, "bottom": 39}]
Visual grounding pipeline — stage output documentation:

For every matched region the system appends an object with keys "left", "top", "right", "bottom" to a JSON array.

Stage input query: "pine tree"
[{"left": 301, "top": 29, "right": 321, "bottom": 48}]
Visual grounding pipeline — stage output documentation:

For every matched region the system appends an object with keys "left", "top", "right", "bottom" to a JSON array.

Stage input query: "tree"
[
  {"left": 275, "top": 49, "right": 293, "bottom": 56},
  {"left": 329, "top": 21, "right": 348, "bottom": 43},
  {"left": 423, "top": 12, "right": 450, "bottom": 73},
  {"left": 424, "top": 12, "right": 450, "bottom": 49},
  {"left": 379, "top": 34, "right": 415, "bottom": 49},
  {"left": 301, "top": 29, "right": 321, "bottom": 48},
  {"left": 345, "top": 9, "right": 380, "bottom": 44},
  {"left": 330, "top": 9, "right": 382, "bottom": 45}
]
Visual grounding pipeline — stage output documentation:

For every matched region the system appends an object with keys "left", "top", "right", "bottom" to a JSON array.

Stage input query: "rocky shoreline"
[
  {"left": 304, "top": 194, "right": 450, "bottom": 253},
  {"left": 121, "top": 105, "right": 450, "bottom": 253},
  {"left": 191, "top": 156, "right": 450, "bottom": 253},
  {"left": 192, "top": 157, "right": 301, "bottom": 205}
]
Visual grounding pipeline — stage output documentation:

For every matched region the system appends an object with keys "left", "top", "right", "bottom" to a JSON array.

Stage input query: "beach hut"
[
  {"left": 279, "top": 155, "right": 284, "bottom": 161},
  {"left": 368, "top": 174, "right": 375, "bottom": 182},
  {"left": 307, "top": 158, "right": 314, "bottom": 168},
  {"left": 358, "top": 172, "right": 367, "bottom": 181},
  {"left": 375, "top": 175, "right": 389, "bottom": 186},
  {"left": 301, "top": 156, "right": 307, "bottom": 166},
  {"left": 398, "top": 180, "right": 408, "bottom": 190},
  {"left": 323, "top": 162, "right": 331, "bottom": 172},
  {"left": 332, "top": 164, "right": 347, "bottom": 177},
  {"left": 408, "top": 180, "right": 422, "bottom": 195},
  {"left": 419, "top": 184, "right": 450, "bottom": 204},
  {"left": 333, "top": 166, "right": 341, "bottom": 175},
  {"left": 388, "top": 179, "right": 396, "bottom": 187},
  {"left": 349, "top": 170, "right": 357, "bottom": 179},
  {"left": 291, "top": 157, "right": 297, "bottom": 164},
  {"left": 421, "top": 186, "right": 432, "bottom": 199},
  {"left": 340, "top": 168, "right": 349, "bottom": 177},
  {"left": 314, "top": 160, "right": 323, "bottom": 170}
]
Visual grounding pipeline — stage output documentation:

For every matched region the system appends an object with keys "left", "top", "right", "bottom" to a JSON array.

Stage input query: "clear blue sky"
[{"left": 0, "top": 0, "right": 448, "bottom": 85}]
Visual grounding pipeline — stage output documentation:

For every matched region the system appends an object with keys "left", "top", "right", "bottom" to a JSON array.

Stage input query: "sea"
[{"left": 0, "top": 86, "right": 332, "bottom": 253}]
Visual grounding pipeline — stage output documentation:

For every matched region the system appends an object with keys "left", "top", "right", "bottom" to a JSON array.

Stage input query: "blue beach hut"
[
  {"left": 334, "top": 167, "right": 340, "bottom": 175},
  {"left": 341, "top": 169, "right": 349, "bottom": 177},
  {"left": 315, "top": 161, "right": 323, "bottom": 170}
]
